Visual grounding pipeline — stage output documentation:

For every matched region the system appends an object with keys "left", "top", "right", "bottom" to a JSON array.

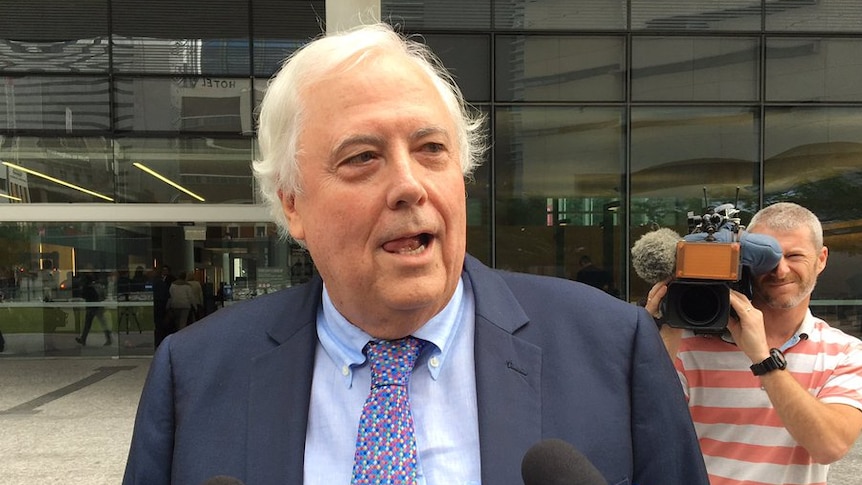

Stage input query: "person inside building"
[
  {"left": 646, "top": 201, "right": 862, "bottom": 485},
  {"left": 122, "top": 22, "right": 708, "bottom": 485},
  {"left": 575, "top": 254, "right": 614, "bottom": 295}
]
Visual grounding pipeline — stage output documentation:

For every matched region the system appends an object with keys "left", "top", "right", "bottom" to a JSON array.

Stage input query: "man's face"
[
  {"left": 279, "top": 52, "right": 467, "bottom": 338},
  {"left": 751, "top": 225, "right": 827, "bottom": 310}
]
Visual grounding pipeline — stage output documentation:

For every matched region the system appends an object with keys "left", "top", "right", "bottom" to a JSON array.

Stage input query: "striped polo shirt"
[{"left": 675, "top": 309, "right": 862, "bottom": 485}]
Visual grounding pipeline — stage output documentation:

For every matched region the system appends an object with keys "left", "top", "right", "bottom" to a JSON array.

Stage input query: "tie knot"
[{"left": 365, "top": 337, "right": 425, "bottom": 387}]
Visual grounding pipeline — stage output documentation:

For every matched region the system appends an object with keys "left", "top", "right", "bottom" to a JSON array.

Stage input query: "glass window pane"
[
  {"left": 495, "top": 106, "right": 624, "bottom": 291},
  {"left": 422, "top": 34, "right": 490, "bottom": 103},
  {"left": 766, "top": 38, "right": 862, "bottom": 102},
  {"left": 111, "top": 0, "right": 250, "bottom": 75},
  {"left": 252, "top": 0, "right": 324, "bottom": 77},
  {"left": 466, "top": 106, "right": 491, "bottom": 265},
  {"left": 115, "top": 77, "right": 253, "bottom": 134},
  {"left": 0, "top": 136, "right": 113, "bottom": 203},
  {"left": 0, "top": 39, "right": 110, "bottom": 73},
  {"left": 630, "top": 106, "right": 759, "bottom": 229},
  {"left": 496, "top": 36, "right": 625, "bottom": 102},
  {"left": 0, "top": 1, "right": 108, "bottom": 72},
  {"left": 764, "top": 107, "right": 862, "bottom": 309},
  {"left": 766, "top": 0, "right": 862, "bottom": 32},
  {"left": 115, "top": 137, "right": 254, "bottom": 204},
  {"left": 764, "top": 107, "right": 862, "bottom": 221},
  {"left": 383, "top": 0, "right": 490, "bottom": 30},
  {"left": 632, "top": 0, "right": 762, "bottom": 31},
  {"left": 0, "top": 220, "right": 300, "bottom": 357},
  {"left": 629, "top": 107, "right": 759, "bottom": 298},
  {"left": 0, "top": 76, "right": 110, "bottom": 131},
  {"left": 632, "top": 36, "right": 759, "bottom": 102},
  {"left": 494, "top": 0, "right": 626, "bottom": 30}
]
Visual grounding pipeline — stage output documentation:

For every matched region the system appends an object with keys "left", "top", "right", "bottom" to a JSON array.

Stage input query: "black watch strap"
[{"left": 750, "top": 348, "right": 787, "bottom": 376}]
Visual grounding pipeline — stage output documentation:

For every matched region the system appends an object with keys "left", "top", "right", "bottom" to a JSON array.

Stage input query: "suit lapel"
[
  {"left": 246, "top": 278, "right": 321, "bottom": 485},
  {"left": 465, "top": 257, "right": 543, "bottom": 484}
]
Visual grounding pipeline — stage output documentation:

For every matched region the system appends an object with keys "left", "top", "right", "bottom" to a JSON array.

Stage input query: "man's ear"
[{"left": 278, "top": 189, "right": 305, "bottom": 241}]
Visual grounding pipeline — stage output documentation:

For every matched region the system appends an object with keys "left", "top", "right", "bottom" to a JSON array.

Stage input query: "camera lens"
[{"left": 676, "top": 284, "right": 723, "bottom": 326}]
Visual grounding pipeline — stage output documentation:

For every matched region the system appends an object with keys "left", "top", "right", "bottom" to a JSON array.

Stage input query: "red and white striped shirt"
[{"left": 676, "top": 309, "right": 862, "bottom": 485}]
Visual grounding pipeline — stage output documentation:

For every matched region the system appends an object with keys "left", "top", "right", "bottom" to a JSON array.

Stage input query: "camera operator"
[{"left": 646, "top": 202, "right": 862, "bottom": 485}]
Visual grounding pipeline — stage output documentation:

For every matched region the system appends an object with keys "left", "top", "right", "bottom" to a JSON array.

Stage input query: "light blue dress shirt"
[{"left": 304, "top": 276, "right": 482, "bottom": 485}]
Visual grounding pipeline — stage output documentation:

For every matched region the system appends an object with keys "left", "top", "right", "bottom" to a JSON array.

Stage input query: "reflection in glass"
[
  {"left": 115, "top": 77, "right": 253, "bottom": 133},
  {"left": 764, "top": 107, "right": 862, "bottom": 222},
  {"left": 764, "top": 107, "right": 862, "bottom": 303},
  {"left": 422, "top": 34, "right": 491, "bottom": 102},
  {"left": 632, "top": 0, "right": 761, "bottom": 31},
  {"left": 466, "top": 133, "right": 491, "bottom": 265},
  {"left": 0, "top": 221, "right": 300, "bottom": 358},
  {"left": 496, "top": 36, "right": 625, "bottom": 102},
  {"left": 0, "top": 76, "right": 110, "bottom": 131},
  {"left": 382, "top": 0, "right": 491, "bottom": 30},
  {"left": 495, "top": 0, "right": 626, "bottom": 30},
  {"left": 629, "top": 107, "right": 759, "bottom": 299},
  {"left": 110, "top": 0, "right": 250, "bottom": 75},
  {"left": 632, "top": 36, "right": 759, "bottom": 101},
  {"left": 495, "top": 107, "right": 624, "bottom": 288},
  {"left": 766, "top": 38, "right": 862, "bottom": 102},
  {"left": 0, "top": 137, "right": 113, "bottom": 203},
  {"left": 765, "top": 0, "right": 862, "bottom": 32},
  {"left": 115, "top": 138, "right": 254, "bottom": 204},
  {"left": 0, "top": 38, "right": 109, "bottom": 72}
]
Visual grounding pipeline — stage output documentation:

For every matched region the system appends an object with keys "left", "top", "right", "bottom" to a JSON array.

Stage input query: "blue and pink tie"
[{"left": 351, "top": 337, "right": 425, "bottom": 484}]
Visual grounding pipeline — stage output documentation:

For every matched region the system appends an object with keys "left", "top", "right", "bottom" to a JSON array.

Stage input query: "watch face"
[{"left": 769, "top": 348, "right": 787, "bottom": 369}]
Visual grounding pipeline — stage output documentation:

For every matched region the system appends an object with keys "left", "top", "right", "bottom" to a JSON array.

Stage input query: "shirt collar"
[{"left": 316, "top": 275, "right": 468, "bottom": 388}]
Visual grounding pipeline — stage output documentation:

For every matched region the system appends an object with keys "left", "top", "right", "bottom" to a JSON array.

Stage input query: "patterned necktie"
[{"left": 352, "top": 336, "right": 426, "bottom": 485}]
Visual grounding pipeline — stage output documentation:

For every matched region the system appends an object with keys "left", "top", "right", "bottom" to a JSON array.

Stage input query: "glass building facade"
[{"left": 2, "top": 0, "right": 862, "bottom": 358}]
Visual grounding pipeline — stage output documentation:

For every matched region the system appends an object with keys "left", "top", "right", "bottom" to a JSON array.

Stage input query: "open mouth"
[{"left": 382, "top": 233, "right": 433, "bottom": 254}]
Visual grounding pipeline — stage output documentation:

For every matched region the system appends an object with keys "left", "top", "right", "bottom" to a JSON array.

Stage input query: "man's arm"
[
  {"left": 759, "top": 369, "right": 862, "bottom": 463},
  {"left": 727, "top": 290, "right": 862, "bottom": 463},
  {"left": 630, "top": 307, "right": 709, "bottom": 484},
  {"left": 123, "top": 340, "right": 176, "bottom": 485}
]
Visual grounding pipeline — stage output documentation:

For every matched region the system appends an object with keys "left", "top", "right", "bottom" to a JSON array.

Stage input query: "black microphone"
[
  {"left": 199, "top": 476, "right": 245, "bottom": 485},
  {"left": 521, "top": 438, "right": 607, "bottom": 485}
]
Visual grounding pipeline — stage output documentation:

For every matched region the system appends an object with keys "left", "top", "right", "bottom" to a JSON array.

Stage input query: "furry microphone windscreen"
[{"left": 631, "top": 227, "right": 682, "bottom": 284}]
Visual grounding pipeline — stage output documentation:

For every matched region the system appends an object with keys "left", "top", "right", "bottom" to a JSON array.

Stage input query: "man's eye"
[
  {"left": 346, "top": 152, "right": 375, "bottom": 164},
  {"left": 424, "top": 142, "right": 444, "bottom": 153}
]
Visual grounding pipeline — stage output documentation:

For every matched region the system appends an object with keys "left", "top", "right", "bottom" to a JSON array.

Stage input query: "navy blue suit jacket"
[{"left": 123, "top": 255, "right": 707, "bottom": 485}]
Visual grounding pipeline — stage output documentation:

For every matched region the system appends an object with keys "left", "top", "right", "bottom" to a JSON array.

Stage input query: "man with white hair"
[{"left": 124, "top": 23, "right": 707, "bottom": 485}]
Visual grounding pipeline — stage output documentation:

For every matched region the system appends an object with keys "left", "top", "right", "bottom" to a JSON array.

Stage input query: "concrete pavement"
[{"left": 1, "top": 356, "right": 862, "bottom": 484}]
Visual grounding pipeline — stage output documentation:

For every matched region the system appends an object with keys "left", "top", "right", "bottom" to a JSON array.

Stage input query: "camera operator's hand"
[
  {"left": 726, "top": 289, "right": 770, "bottom": 363},
  {"left": 645, "top": 280, "right": 668, "bottom": 319},
  {"left": 646, "top": 279, "right": 684, "bottom": 358}
]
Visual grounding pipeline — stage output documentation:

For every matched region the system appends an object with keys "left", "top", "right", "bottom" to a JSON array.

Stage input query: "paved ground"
[{"left": 1, "top": 356, "right": 862, "bottom": 484}]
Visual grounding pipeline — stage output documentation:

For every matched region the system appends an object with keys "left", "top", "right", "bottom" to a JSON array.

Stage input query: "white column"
[{"left": 325, "top": 0, "right": 380, "bottom": 33}]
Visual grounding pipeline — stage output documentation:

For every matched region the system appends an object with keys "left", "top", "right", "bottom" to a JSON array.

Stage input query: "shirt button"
[
  {"left": 429, "top": 356, "right": 440, "bottom": 368},
  {"left": 341, "top": 365, "right": 350, "bottom": 376}
]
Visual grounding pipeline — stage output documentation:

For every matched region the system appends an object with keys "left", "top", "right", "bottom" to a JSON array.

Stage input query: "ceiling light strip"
[
  {"left": 2, "top": 161, "right": 114, "bottom": 202},
  {"left": 132, "top": 162, "right": 206, "bottom": 202}
]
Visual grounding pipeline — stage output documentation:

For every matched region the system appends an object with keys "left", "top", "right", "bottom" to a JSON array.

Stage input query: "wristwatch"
[{"left": 750, "top": 348, "right": 787, "bottom": 376}]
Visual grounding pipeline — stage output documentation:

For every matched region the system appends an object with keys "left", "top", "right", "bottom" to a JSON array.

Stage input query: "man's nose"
[{"left": 386, "top": 153, "right": 427, "bottom": 209}]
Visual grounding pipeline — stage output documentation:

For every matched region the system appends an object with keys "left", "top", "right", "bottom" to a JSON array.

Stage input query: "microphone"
[
  {"left": 631, "top": 228, "right": 682, "bottom": 284},
  {"left": 521, "top": 438, "right": 607, "bottom": 485},
  {"left": 199, "top": 477, "right": 245, "bottom": 485}
]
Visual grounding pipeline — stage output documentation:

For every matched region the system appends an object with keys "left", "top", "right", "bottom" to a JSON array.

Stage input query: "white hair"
[{"left": 253, "top": 22, "right": 486, "bottom": 239}]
